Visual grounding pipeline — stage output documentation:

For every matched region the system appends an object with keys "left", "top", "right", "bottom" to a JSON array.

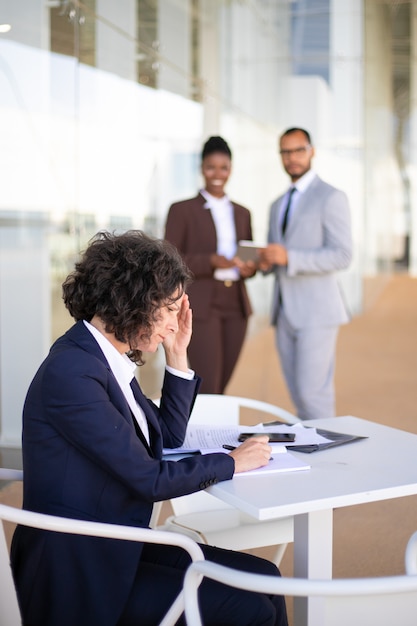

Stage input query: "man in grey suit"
[{"left": 259, "top": 128, "right": 352, "bottom": 420}]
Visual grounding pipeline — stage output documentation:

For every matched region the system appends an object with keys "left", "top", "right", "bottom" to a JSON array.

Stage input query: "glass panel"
[
  {"left": 291, "top": 0, "right": 330, "bottom": 83},
  {"left": 50, "top": 0, "right": 96, "bottom": 67},
  {"left": 1, "top": 0, "right": 414, "bottom": 443},
  {"left": 137, "top": 0, "right": 158, "bottom": 88},
  {"left": 0, "top": 0, "right": 204, "bottom": 443},
  {"left": 364, "top": 0, "right": 412, "bottom": 273},
  {"left": 392, "top": 1, "right": 411, "bottom": 268}
]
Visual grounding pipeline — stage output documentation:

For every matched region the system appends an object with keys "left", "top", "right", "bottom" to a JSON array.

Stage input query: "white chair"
[
  {"left": 406, "top": 530, "right": 417, "bottom": 574},
  {"left": 0, "top": 469, "right": 24, "bottom": 482},
  {"left": 157, "top": 395, "right": 300, "bottom": 566},
  {"left": 0, "top": 468, "right": 204, "bottom": 626},
  {"left": 188, "top": 394, "right": 300, "bottom": 426},
  {"left": 184, "top": 530, "right": 417, "bottom": 626}
]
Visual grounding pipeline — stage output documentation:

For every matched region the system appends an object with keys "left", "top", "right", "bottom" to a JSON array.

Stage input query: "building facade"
[{"left": 0, "top": 0, "right": 416, "bottom": 444}]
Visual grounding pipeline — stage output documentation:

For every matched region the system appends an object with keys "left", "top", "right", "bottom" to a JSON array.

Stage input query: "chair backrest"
[
  {"left": 0, "top": 507, "right": 21, "bottom": 624},
  {"left": 169, "top": 395, "right": 299, "bottom": 516},
  {"left": 0, "top": 502, "right": 204, "bottom": 626},
  {"left": 405, "top": 530, "right": 417, "bottom": 575},
  {"left": 184, "top": 532, "right": 417, "bottom": 626},
  {"left": 0, "top": 469, "right": 23, "bottom": 482},
  {"left": 190, "top": 394, "right": 300, "bottom": 426}
]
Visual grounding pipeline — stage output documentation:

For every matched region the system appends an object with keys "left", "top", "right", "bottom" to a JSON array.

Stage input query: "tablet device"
[{"left": 236, "top": 240, "right": 265, "bottom": 263}]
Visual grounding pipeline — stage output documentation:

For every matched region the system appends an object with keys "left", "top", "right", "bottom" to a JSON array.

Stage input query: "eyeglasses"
[{"left": 279, "top": 146, "right": 311, "bottom": 157}]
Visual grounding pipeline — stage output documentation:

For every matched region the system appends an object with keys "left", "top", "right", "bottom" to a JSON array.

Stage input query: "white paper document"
[
  {"left": 232, "top": 451, "right": 310, "bottom": 476},
  {"left": 164, "top": 423, "right": 330, "bottom": 452},
  {"left": 163, "top": 424, "right": 311, "bottom": 475}
]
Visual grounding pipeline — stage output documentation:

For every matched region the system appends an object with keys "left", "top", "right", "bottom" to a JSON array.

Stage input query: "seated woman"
[{"left": 11, "top": 230, "right": 288, "bottom": 626}]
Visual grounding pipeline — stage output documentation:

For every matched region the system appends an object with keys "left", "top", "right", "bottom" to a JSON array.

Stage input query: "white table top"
[{"left": 208, "top": 416, "right": 417, "bottom": 521}]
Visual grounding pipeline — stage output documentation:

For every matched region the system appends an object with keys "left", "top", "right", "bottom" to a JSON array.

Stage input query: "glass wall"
[
  {"left": 364, "top": 0, "right": 415, "bottom": 274},
  {"left": 0, "top": 0, "right": 416, "bottom": 444}
]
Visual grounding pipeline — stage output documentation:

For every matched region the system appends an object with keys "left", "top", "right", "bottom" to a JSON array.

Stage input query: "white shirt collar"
[
  {"left": 199, "top": 189, "right": 238, "bottom": 281},
  {"left": 292, "top": 169, "right": 316, "bottom": 194},
  {"left": 83, "top": 320, "right": 136, "bottom": 385},
  {"left": 200, "top": 188, "right": 230, "bottom": 209}
]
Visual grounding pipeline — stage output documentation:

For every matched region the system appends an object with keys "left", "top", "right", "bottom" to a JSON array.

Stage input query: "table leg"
[{"left": 293, "top": 509, "right": 333, "bottom": 626}]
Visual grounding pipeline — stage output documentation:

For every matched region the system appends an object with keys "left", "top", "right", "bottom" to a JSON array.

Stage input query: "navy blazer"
[{"left": 11, "top": 321, "right": 234, "bottom": 626}]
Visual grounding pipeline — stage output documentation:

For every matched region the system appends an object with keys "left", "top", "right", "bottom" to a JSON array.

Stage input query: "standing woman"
[{"left": 164, "top": 136, "right": 256, "bottom": 394}]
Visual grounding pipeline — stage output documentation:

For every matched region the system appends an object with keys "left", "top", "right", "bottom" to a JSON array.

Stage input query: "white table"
[{"left": 207, "top": 416, "right": 417, "bottom": 626}]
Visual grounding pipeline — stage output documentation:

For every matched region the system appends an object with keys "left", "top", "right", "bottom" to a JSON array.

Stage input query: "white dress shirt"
[
  {"left": 280, "top": 169, "right": 317, "bottom": 229},
  {"left": 200, "top": 189, "right": 239, "bottom": 281}
]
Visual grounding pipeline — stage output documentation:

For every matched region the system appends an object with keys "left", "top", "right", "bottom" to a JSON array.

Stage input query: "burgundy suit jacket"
[{"left": 164, "top": 193, "right": 253, "bottom": 320}]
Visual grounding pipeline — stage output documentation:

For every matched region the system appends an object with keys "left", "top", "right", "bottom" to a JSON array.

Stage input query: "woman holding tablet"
[{"left": 164, "top": 136, "right": 256, "bottom": 394}]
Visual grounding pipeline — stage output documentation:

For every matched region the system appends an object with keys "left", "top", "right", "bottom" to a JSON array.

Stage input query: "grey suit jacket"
[{"left": 268, "top": 174, "right": 352, "bottom": 329}]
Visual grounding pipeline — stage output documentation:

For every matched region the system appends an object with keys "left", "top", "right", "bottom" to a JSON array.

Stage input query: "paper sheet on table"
[
  {"left": 162, "top": 424, "right": 311, "bottom": 474},
  {"left": 163, "top": 422, "right": 365, "bottom": 471},
  {"left": 163, "top": 423, "right": 331, "bottom": 455},
  {"left": 233, "top": 451, "right": 310, "bottom": 476}
]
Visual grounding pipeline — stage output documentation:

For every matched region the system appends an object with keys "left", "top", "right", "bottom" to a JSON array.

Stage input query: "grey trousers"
[{"left": 275, "top": 308, "right": 339, "bottom": 420}]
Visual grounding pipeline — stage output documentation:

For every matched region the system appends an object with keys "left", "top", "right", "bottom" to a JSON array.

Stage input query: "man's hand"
[
  {"left": 258, "top": 244, "right": 288, "bottom": 269},
  {"left": 228, "top": 435, "right": 272, "bottom": 473}
]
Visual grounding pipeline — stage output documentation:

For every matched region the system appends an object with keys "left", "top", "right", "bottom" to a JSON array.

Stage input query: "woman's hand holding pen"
[{"left": 226, "top": 435, "right": 272, "bottom": 474}]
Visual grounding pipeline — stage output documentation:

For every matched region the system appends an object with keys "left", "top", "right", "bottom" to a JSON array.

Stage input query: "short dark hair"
[
  {"left": 280, "top": 128, "right": 313, "bottom": 145},
  {"left": 62, "top": 230, "right": 191, "bottom": 364},
  {"left": 201, "top": 136, "right": 232, "bottom": 160}
]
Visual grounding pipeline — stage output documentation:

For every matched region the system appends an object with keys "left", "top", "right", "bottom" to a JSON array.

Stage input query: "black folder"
[
  {"left": 288, "top": 428, "right": 368, "bottom": 453},
  {"left": 261, "top": 421, "right": 367, "bottom": 453}
]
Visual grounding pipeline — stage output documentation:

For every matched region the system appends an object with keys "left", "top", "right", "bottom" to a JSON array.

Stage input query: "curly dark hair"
[
  {"left": 201, "top": 135, "right": 232, "bottom": 160},
  {"left": 62, "top": 230, "right": 192, "bottom": 364}
]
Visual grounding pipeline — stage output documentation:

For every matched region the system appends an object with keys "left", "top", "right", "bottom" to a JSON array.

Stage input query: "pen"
[{"left": 222, "top": 443, "right": 273, "bottom": 460}]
